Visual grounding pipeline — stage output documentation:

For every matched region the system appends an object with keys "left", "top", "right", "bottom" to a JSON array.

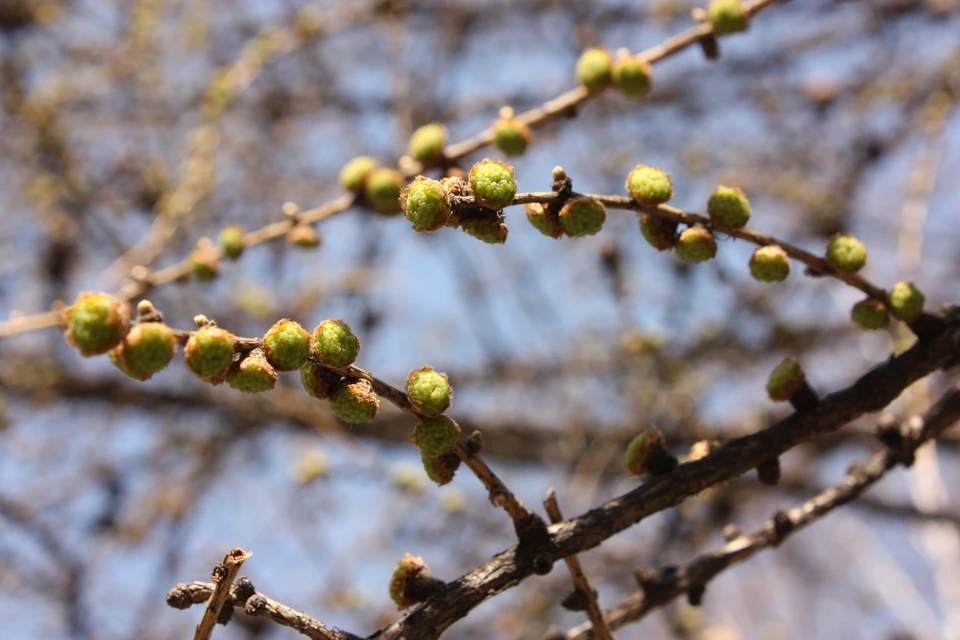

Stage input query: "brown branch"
[{"left": 193, "top": 548, "right": 252, "bottom": 640}]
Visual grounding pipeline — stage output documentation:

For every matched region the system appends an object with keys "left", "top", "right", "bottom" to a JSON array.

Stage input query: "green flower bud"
[
  {"left": 461, "top": 219, "right": 508, "bottom": 244},
  {"left": 227, "top": 349, "right": 278, "bottom": 393},
  {"left": 422, "top": 451, "right": 460, "bottom": 486},
  {"left": 365, "top": 167, "right": 405, "bottom": 215},
  {"left": 64, "top": 292, "right": 129, "bottom": 357},
  {"left": 766, "top": 358, "right": 805, "bottom": 402},
  {"left": 190, "top": 249, "right": 219, "bottom": 282},
  {"left": 312, "top": 319, "right": 360, "bottom": 367},
  {"left": 109, "top": 322, "right": 176, "bottom": 381},
  {"left": 707, "top": 0, "right": 749, "bottom": 35},
  {"left": 612, "top": 54, "right": 652, "bottom": 98},
  {"left": 299, "top": 361, "right": 342, "bottom": 400},
  {"left": 626, "top": 165, "right": 673, "bottom": 205},
  {"left": 887, "top": 282, "right": 925, "bottom": 322},
  {"left": 525, "top": 203, "right": 563, "bottom": 238},
  {"left": 329, "top": 379, "right": 379, "bottom": 423},
  {"left": 639, "top": 214, "right": 678, "bottom": 251},
  {"left": 749, "top": 245, "right": 790, "bottom": 282},
  {"left": 707, "top": 185, "right": 751, "bottom": 228},
  {"left": 851, "top": 299, "right": 890, "bottom": 331},
  {"left": 219, "top": 225, "right": 246, "bottom": 260},
  {"left": 575, "top": 47, "right": 613, "bottom": 91},
  {"left": 287, "top": 224, "right": 321, "bottom": 247},
  {"left": 469, "top": 159, "right": 517, "bottom": 210},
  {"left": 389, "top": 554, "right": 442, "bottom": 610},
  {"left": 401, "top": 176, "right": 451, "bottom": 232},
  {"left": 263, "top": 319, "right": 311, "bottom": 371},
  {"left": 675, "top": 226, "right": 717, "bottom": 263},
  {"left": 339, "top": 156, "right": 378, "bottom": 192},
  {"left": 559, "top": 197, "right": 606, "bottom": 237},
  {"left": 826, "top": 233, "right": 867, "bottom": 272},
  {"left": 412, "top": 416, "right": 460, "bottom": 457},
  {"left": 406, "top": 366, "right": 452, "bottom": 417},
  {"left": 184, "top": 326, "right": 235, "bottom": 383},
  {"left": 494, "top": 117, "right": 532, "bottom": 156},
  {"left": 625, "top": 427, "right": 666, "bottom": 477},
  {"left": 408, "top": 123, "right": 447, "bottom": 164}
]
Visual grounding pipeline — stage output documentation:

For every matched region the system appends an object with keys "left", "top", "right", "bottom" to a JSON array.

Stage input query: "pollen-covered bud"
[
  {"left": 329, "top": 379, "right": 379, "bottom": 423},
  {"left": 218, "top": 225, "right": 245, "bottom": 260},
  {"left": 575, "top": 47, "right": 613, "bottom": 91},
  {"left": 525, "top": 203, "right": 563, "bottom": 238},
  {"left": 422, "top": 451, "right": 461, "bottom": 486},
  {"left": 263, "top": 319, "right": 311, "bottom": 371},
  {"left": 469, "top": 159, "right": 518, "bottom": 210},
  {"left": 675, "top": 226, "right": 717, "bottom": 263},
  {"left": 559, "top": 197, "right": 606, "bottom": 237},
  {"left": 287, "top": 224, "right": 320, "bottom": 248},
  {"left": 389, "top": 554, "right": 445, "bottom": 610},
  {"left": 190, "top": 249, "right": 219, "bottom": 282},
  {"left": 364, "top": 167, "right": 405, "bottom": 215},
  {"left": 612, "top": 51, "right": 653, "bottom": 99},
  {"left": 826, "top": 233, "right": 867, "bottom": 272},
  {"left": 625, "top": 427, "right": 676, "bottom": 477},
  {"left": 852, "top": 299, "right": 890, "bottom": 330},
  {"left": 299, "top": 361, "right": 342, "bottom": 400},
  {"left": 461, "top": 219, "right": 508, "bottom": 244},
  {"left": 227, "top": 348, "right": 278, "bottom": 393},
  {"left": 494, "top": 116, "right": 532, "bottom": 156},
  {"left": 407, "top": 123, "right": 447, "bottom": 165},
  {"left": 766, "top": 358, "right": 805, "bottom": 402},
  {"left": 406, "top": 367, "right": 452, "bottom": 417},
  {"left": 887, "top": 282, "right": 925, "bottom": 322},
  {"left": 707, "top": 0, "right": 749, "bottom": 35},
  {"left": 109, "top": 322, "right": 176, "bottom": 381},
  {"left": 312, "top": 319, "right": 360, "bottom": 367},
  {"left": 749, "top": 245, "right": 790, "bottom": 282},
  {"left": 626, "top": 165, "right": 673, "bottom": 205},
  {"left": 184, "top": 326, "right": 235, "bottom": 384},
  {"left": 64, "top": 292, "right": 130, "bottom": 357},
  {"left": 339, "top": 156, "right": 377, "bottom": 192},
  {"left": 412, "top": 416, "right": 460, "bottom": 457},
  {"left": 639, "top": 215, "right": 678, "bottom": 251},
  {"left": 707, "top": 185, "right": 751, "bottom": 228},
  {"left": 401, "top": 176, "right": 451, "bottom": 232}
]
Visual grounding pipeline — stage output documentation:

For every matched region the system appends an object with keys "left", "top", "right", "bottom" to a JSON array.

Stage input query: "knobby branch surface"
[
  {"left": 565, "top": 383, "right": 960, "bottom": 639},
  {"left": 193, "top": 547, "right": 251, "bottom": 640},
  {"left": 0, "top": 0, "right": 783, "bottom": 340}
]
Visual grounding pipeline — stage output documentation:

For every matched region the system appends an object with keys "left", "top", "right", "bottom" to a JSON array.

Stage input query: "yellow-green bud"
[
  {"left": 406, "top": 366, "right": 452, "bottom": 417},
  {"left": 494, "top": 117, "right": 532, "bottom": 156},
  {"left": 339, "top": 156, "right": 377, "bottom": 192},
  {"left": 227, "top": 349, "right": 278, "bottom": 393},
  {"left": 263, "top": 319, "right": 311, "bottom": 371},
  {"left": 401, "top": 176, "right": 451, "bottom": 232},
  {"left": 461, "top": 219, "right": 508, "bottom": 244},
  {"left": 675, "top": 226, "right": 717, "bottom": 263},
  {"left": 707, "top": 0, "right": 749, "bottom": 35},
  {"left": 299, "top": 361, "right": 342, "bottom": 400},
  {"left": 576, "top": 47, "right": 613, "bottom": 91},
  {"left": 707, "top": 185, "right": 751, "bottom": 228},
  {"left": 639, "top": 214, "right": 677, "bottom": 251},
  {"left": 407, "top": 123, "right": 447, "bottom": 165},
  {"left": 469, "top": 159, "right": 517, "bottom": 210},
  {"left": 422, "top": 451, "right": 460, "bottom": 486},
  {"left": 851, "top": 299, "right": 890, "bottom": 331},
  {"left": 887, "top": 282, "right": 925, "bottom": 322},
  {"left": 389, "top": 553, "right": 440, "bottom": 610},
  {"left": 312, "top": 319, "right": 360, "bottom": 367},
  {"left": 219, "top": 225, "right": 245, "bottom": 260},
  {"left": 109, "top": 322, "right": 176, "bottom": 381},
  {"left": 365, "top": 167, "right": 405, "bottom": 215},
  {"left": 412, "top": 416, "right": 460, "bottom": 457},
  {"left": 749, "top": 245, "right": 790, "bottom": 283},
  {"left": 190, "top": 249, "right": 219, "bottom": 282},
  {"left": 625, "top": 427, "right": 666, "bottom": 477},
  {"left": 287, "top": 224, "right": 321, "bottom": 247},
  {"left": 525, "top": 203, "right": 563, "bottom": 238},
  {"left": 626, "top": 165, "right": 673, "bottom": 205},
  {"left": 64, "top": 292, "right": 129, "bottom": 357},
  {"left": 185, "top": 326, "right": 235, "bottom": 383},
  {"left": 826, "top": 233, "right": 867, "bottom": 272},
  {"left": 329, "top": 379, "right": 379, "bottom": 423},
  {"left": 612, "top": 53, "right": 653, "bottom": 99},
  {"left": 766, "top": 358, "right": 805, "bottom": 402},
  {"left": 559, "top": 197, "right": 606, "bottom": 237}
]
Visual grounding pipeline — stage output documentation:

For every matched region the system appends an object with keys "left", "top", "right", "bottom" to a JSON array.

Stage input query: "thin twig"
[{"left": 193, "top": 548, "right": 252, "bottom": 640}]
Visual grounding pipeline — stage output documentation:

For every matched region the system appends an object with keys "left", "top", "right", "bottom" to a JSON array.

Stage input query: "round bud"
[
  {"left": 675, "top": 226, "right": 717, "bottom": 263},
  {"left": 559, "top": 197, "right": 606, "bottom": 237},
  {"left": 184, "top": 326, "right": 235, "bottom": 383},
  {"left": 707, "top": 185, "right": 751, "bottom": 228},
  {"left": 626, "top": 165, "right": 673, "bottom": 205},
  {"left": 412, "top": 416, "right": 460, "bottom": 457},
  {"left": 612, "top": 54, "right": 653, "bottom": 98},
  {"left": 364, "top": 167, "right": 405, "bottom": 215},
  {"left": 525, "top": 203, "right": 563, "bottom": 238},
  {"left": 64, "top": 292, "right": 129, "bottom": 357},
  {"left": 263, "top": 319, "right": 311, "bottom": 371},
  {"left": 851, "top": 299, "right": 890, "bottom": 331},
  {"left": 422, "top": 451, "right": 461, "bottom": 486},
  {"left": 227, "top": 349, "right": 278, "bottom": 393},
  {"left": 825, "top": 233, "right": 867, "bottom": 272},
  {"left": 312, "top": 319, "right": 360, "bottom": 367},
  {"left": 461, "top": 219, "right": 508, "bottom": 244},
  {"left": 766, "top": 358, "right": 805, "bottom": 402},
  {"left": 329, "top": 379, "right": 379, "bottom": 423},
  {"left": 389, "top": 554, "right": 436, "bottom": 610},
  {"left": 218, "top": 225, "right": 245, "bottom": 260},
  {"left": 406, "top": 367, "right": 452, "bottom": 417},
  {"left": 749, "top": 245, "right": 790, "bottom": 282},
  {"left": 190, "top": 249, "right": 219, "bottom": 282},
  {"left": 287, "top": 224, "right": 320, "bottom": 247},
  {"left": 575, "top": 47, "right": 613, "bottom": 91},
  {"left": 707, "top": 0, "right": 749, "bottom": 35},
  {"left": 339, "top": 156, "right": 377, "bottom": 192},
  {"left": 469, "top": 160, "right": 518, "bottom": 210},
  {"left": 401, "top": 177, "right": 451, "bottom": 232},
  {"left": 299, "top": 361, "right": 342, "bottom": 400},
  {"left": 625, "top": 427, "right": 666, "bottom": 477},
  {"left": 109, "top": 322, "right": 176, "bottom": 381},
  {"left": 407, "top": 123, "right": 447, "bottom": 165},
  {"left": 494, "top": 117, "right": 532, "bottom": 156},
  {"left": 639, "top": 214, "right": 678, "bottom": 251},
  {"left": 887, "top": 282, "right": 925, "bottom": 322}
]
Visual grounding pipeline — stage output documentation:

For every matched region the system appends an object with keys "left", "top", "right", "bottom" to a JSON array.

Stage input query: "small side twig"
[{"left": 193, "top": 548, "right": 252, "bottom": 640}]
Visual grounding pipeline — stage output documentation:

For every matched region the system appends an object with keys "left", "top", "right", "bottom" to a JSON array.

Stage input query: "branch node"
[
  {"left": 771, "top": 511, "right": 794, "bottom": 546},
  {"left": 788, "top": 381, "right": 819, "bottom": 413},
  {"left": 687, "top": 584, "right": 706, "bottom": 607},
  {"left": 756, "top": 456, "right": 781, "bottom": 485}
]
